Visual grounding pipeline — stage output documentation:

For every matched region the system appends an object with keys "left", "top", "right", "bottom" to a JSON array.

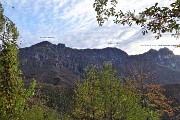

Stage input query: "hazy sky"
[{"left": 1, "top": 0, "right": 180, "bottom": 55}]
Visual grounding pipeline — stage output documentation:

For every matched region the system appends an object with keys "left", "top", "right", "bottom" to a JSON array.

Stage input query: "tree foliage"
[
  {"left": 72, "top": 62, "right": 159, "bottom": 120},
  {"left": 39, "top": 83, "right": 74, "bottom": 116},
  {"left": 93, "top": 0, "right": 180, "bottom": 39},
  {"left": 0, "top": 2, "right": 36, "bottom": 120},
  {"left": 124, "top": 63, "right": 174, "bottom": 118},
  {"left": 23, "top": 96, "right": 60, "bottom": 120}
]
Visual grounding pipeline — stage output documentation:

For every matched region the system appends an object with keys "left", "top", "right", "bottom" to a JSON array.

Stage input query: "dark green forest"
[{"left": 0, "top": 1, "right": 180, "bottom": 120}]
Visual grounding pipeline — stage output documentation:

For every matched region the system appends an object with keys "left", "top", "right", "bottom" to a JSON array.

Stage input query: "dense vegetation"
[
  {"left": 0, "top": 1, "right": 179, "bottom": 120},
  {"left": 0, "top": 3, "right": 60, "bottom": 120},
  {"left": 0, "top": 3, "right": 36, "bottom": 120},
  {"left": 72, "top": 63, "right": 159, "bottom": 119},
  {"left": 33, "top": 63, "right": 178, "bottom": 120}
]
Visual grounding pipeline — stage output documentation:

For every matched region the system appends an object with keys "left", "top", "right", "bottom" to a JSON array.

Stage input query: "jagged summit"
[
  {"left": 145, "top": 48, "right": 174, "bottom": 55},
  {"left": 27, "top": 41, "right": 175, "bottom": 56},
  {"left": 158, "top": 47, "right": 174, "bottom": 55},
  {"left": 57, "top": 43, "right": 66, "bottom": 48},
  {"left": 147, "top": 49, "right": 158, "bottom": 53},
  {"left": 33, "top": 41, "right": 52, "bottom": 46}
]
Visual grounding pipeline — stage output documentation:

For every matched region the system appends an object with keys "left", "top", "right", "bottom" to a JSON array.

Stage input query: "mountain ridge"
[{"left": 18, "top": 41, "right": 180, "bottom": 85}]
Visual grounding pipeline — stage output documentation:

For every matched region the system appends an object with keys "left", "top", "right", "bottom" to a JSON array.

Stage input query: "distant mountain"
[{"left": 18, "top": 41, "right": 180, "bottom": 85}]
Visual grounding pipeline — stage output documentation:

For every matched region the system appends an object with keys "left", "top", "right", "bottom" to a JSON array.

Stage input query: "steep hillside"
[{"left": 18, "top": 41, "right": 180, "bottom": 85}]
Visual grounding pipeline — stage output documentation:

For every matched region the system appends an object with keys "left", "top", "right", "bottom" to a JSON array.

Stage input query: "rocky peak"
[
  {"left": 32, "top": 41, "right": 53, "bottom": 48},
  {"left": 145, "top": 48, "right": 174, "bottom": 56},
  {"left": 141, "top": 48, "right": 174, "bottom": 60},
  {"left": 147, "top": 49, "right": 158, "bottom": 54},
  {"left": 57, "top": 43, "right": 66, "bottom": 49},
  {"left": 158, "top": 47, "right": 174, "bottom": 56}
]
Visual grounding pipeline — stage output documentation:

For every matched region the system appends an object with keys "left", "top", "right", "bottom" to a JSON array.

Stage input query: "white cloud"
[{"left": 1, "top": 0, "right": 180, "bottom": 55}]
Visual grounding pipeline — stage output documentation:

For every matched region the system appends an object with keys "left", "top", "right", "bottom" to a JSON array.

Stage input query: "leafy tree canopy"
[
  {"left": 71, "top": 62, "right": 159, "bottom": 120},
  {"left": 93, "top": 0, "right": 180, "bottom": 39},
  {"left": 0, "top": 2, "right": 36, "bottom": 120}
]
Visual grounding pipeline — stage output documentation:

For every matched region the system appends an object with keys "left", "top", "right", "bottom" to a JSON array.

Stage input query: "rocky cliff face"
[{"left": 18, "top": 41, "right": 180, "bottom": 85}]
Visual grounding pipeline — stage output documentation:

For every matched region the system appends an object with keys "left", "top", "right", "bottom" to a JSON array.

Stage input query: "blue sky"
[{"left": 1, "top": 0, "right": 180, "bottom": 55}]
